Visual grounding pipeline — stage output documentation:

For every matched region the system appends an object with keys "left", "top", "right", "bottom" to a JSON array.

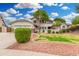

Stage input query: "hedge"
[
  {"left": 15, "top": 28, "right": 32, "bottom": 43},
  {"left": 48, "top": 30, "right": 51, "bottom": 33}
]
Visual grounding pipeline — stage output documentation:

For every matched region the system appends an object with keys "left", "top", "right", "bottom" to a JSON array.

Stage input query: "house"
[
  {"left": 0, "top": 16, "right": 7, "bottom": 32},
  {"left": 33, "top": 19, "right": 53, "bottom": 33},
  {"left": 10, "top": 18, "right": 71, "bottom": 33},
  {"left": 10, "top": 19, "right": 35, "bottom": 31},
  {"left": 51, "top": 23, "right": 71, "bottom": 33}
]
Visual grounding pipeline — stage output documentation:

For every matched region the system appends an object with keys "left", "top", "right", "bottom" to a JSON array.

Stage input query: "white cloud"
[
  {"left": 19, "top": 17, "right": 24, "bottom": 19},
  {"left": 16, "top": 13, "right": 23, "bottom": 16},
  {"left": 7, "top": 8, "right": 18, "bottom": 14},
  {"left": 61, "top": 6, "right": 70, "bottom": 10},
  {"left": 43, "top": 3, "right": 64, "bottom": 7},
  {"left": 43, "top": 3, "right": 58, "bottom": 6},
  {"left": 27, "top": 9, "right": 38, "bottom": 13},
  {"left": 4, "top": 17, "right": 16, "bottom": 22},
  {"left": 24, "top": 14, "right": 33, "bottom": 18},
  {"left": 15, "top": 3, "right": 43, "bottom": 9},
  {"left": 50, "top": 18, "right": 54, "bottom": 20},
  {"left": 0, "top": 11, "right": 10, "bottom": 17},
  {"left": 62, "top": 12, "right": 79, "bottom": 24},
  {"left": 51, "top": 12, "right": 59, "bottom": 17},
  {"left": 59, "top": 3, "right": 64, "bottom": 7}
]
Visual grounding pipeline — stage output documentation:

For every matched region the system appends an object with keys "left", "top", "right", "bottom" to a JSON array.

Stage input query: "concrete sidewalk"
[
  {"left": 0, "top": 33, "right": 52, "bottom": 56},
  {"left": 0, "top": 33, "right": 16, "bottom": 48},
  {"left": 0, "top": 49, "right": 52, "bottom": 56}
]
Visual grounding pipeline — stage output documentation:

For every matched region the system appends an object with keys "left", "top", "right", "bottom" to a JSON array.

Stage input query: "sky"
[{"left": 0, "top": 3, "right": 79, "bottom": 25}]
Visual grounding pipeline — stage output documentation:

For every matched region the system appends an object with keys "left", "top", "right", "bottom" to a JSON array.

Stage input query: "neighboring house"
[
  {"left": 33, "top": 19, "right": 53, "bottom": 33},
  {"left": 10, "top": 19, "right": 35, "bottom": 31},
  {"left": 51, "top": 23, "right": 71, "bottom": 33},
  {"left": 10, "top": 18, "right": 71, "bottom": 33},
  {"left": 0, "top": 16, "right": 7, "bottom": 32}
]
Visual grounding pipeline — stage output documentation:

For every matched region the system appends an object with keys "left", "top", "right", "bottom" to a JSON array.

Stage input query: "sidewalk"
[
  {"left": 0, "top": 49, "right": 52, "bottom": 56},
  {"left": 0, "top": 33, "right": 16, "bottom": 48},
  {"left": 0, "top": 33, "right": 52, "bottom": 56}
]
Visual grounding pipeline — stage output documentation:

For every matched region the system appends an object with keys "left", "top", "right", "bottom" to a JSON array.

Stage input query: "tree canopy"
[
  {"left": 33, "top": 10, "right": 49, "bottom": 21},
  {"left": 75, "top": 4, "right": 79, "bottom": 13},
  {"left": 53, "top": 17, "right": 66, "bottom": 27},
  {"left": 72, "top": 16, "right": 79, "bottom": 25}
]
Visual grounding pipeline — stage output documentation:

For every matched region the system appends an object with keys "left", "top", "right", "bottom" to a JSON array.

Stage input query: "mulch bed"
[{"left": 7, "top": 41, "right": 79, "bottom": 56}]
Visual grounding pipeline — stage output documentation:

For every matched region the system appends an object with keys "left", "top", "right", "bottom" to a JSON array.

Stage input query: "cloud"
[
  {"left": 24, "top": 14, "right": 33, "bottom": 18},
  {"left": 16, "top": 13, "right": 23, "bottom": 16},
  {"left": 19, "top": 17, "right": 24, "bottom": 19},
  {"left": 43, "top": 3, "right": 64, "bottom": 7},
  {"left": 27, "top": 9, "right": 38, "bottom": 13},
  {"left": 43, "top": 3, "right": 58, "bottom": 6},
  {"left": 62, "top": 12, "right": 79, "bottom": 24},
  {"left": 50, "top": 18, "right": 54, "bottom": 20},
  {"left": 61, "top": 6, "right": 70, "bottom": 10},
  {"left": 15, "top": 3, "right": 43, "bottom": 9},
  {"left": 0, "top": 11, "right": 10, "bottom": 17},
  {"left": 59, "top": 3, "right": 64, "bottom": 7},
  {"left": 7, "top": 8, "right": 18, "bottom": 14},
  {"left": 51, "top": 12, "right": 59, "bottom": 17},
  {"left": 4, "top": 17, "right": 17, "bottom": 24}
]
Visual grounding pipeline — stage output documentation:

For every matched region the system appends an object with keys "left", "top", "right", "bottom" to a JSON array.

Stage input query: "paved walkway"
[
  {"left": 0, "top": 33, "right": 16, "bottom": 48},
  {"left": 8, "top": 41, "right": 79, "bottom": 56},
  {"left": 0, "top": 33, "right": 52, "bottom": 56},
  {"left": 0, "top": 49, "right": 52, "bottom": 56}
]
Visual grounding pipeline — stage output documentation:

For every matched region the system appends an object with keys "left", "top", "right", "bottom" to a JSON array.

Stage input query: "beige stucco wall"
[
  {"left": 2, "top": 26, "right": 7, "bottom": 32},
  {"left": 11, "top": 21, "right": 34, "bottom": 29},
  {"left": 0, "top": 19, "right": 3, "bottom": 27}
]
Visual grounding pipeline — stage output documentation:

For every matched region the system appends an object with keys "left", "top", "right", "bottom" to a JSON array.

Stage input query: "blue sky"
[{"left": 0, "top": 3, "right": 78, "bottom": 24}]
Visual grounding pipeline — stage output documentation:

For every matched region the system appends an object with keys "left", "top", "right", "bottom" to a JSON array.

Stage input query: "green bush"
[
  {"left": 59, "top": 29, "right": 66, "bottom": 33},
  {"left": 52, "top": 31, "right": 55, "bottom": 33},
  {"left": 48, "top": 30, "right": 51, "bottom": 33},
  {"left": 15, "top": 28, "right": 32, "bottom": 43}
]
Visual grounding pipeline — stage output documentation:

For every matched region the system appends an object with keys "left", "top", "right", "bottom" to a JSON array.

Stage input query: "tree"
[
  {"left": 33, "top": 10, "right": 49, "bottom": 22},
  {"left": 33, "top": 10, "right": 49, "bottom": 32},
  {"left": 75, "top": 4, "right": 79, "bottom": 13},
  {"left": 72, "top": 16, "right": 79, "bottom": 25},
  {"left": 53, "top": 17, "right": 66, "bottom": 27}
]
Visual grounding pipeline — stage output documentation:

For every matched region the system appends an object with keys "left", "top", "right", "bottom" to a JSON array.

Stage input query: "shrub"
[
  {"left": 52, "top": 31, "right": 55, "bottom": 33},
  {"left": 59, "top": 29, "right": 66, "bottom": 33},
  {"left": 15, "top": 28, "right": 32, "bottom": 43},
  {"left": 48, "top": 30, "right": 51, "bottom": 33}
]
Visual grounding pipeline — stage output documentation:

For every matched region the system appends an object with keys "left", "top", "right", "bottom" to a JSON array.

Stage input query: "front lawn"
[{"left": 37, "top": 33, "right": 79, "bottom": 44}]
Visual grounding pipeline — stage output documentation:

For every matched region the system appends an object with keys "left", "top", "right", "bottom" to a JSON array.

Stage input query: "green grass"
[{"left": 37, "top": 33, "right": 79, "bottom": 44}]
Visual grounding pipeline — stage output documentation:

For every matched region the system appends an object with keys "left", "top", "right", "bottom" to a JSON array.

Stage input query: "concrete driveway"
[
  {"left": 0, "top": 33, "right": 16, "bottom": 48},
  {"left": 0, "top": 33, "right": 52, "bottom": 56}
]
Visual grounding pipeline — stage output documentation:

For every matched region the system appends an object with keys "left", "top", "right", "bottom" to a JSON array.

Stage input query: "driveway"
[
  {"left": 0, "top": 33, "right": 16, "bottom": 48},
  {"left": 0, "top": 33, "right": 52, "bottom": 56}
]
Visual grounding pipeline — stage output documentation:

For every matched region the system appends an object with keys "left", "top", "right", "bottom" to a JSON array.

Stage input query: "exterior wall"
[
  {"left": 0, "top": 19, "right": 3, "bottom": 27},
  {"left": 2, "top": 26, "right": 7, "bottom": 32},
  {"left": 0, "top": 18, "right": 7, "bottom": 32},
  {"left": 11, "top": 22, "right": 34, "bottom": 29}
]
